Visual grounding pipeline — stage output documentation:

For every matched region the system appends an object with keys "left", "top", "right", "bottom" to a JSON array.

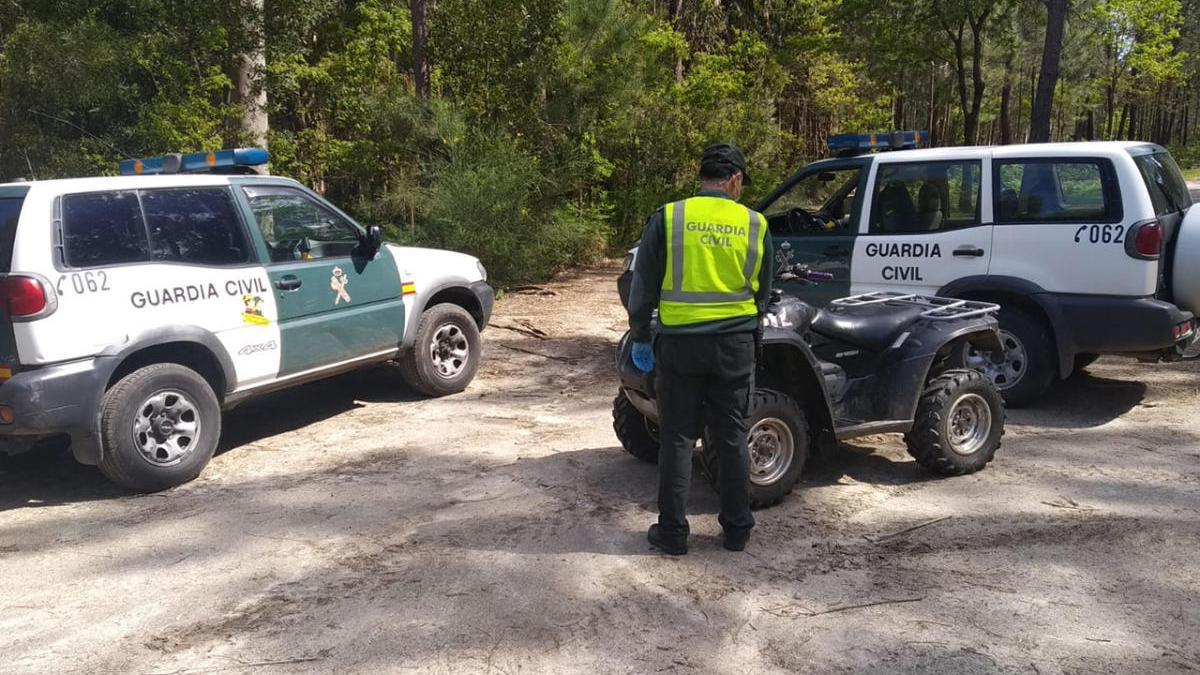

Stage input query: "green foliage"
[{"left": 0, "top": 0, "right": 1196, "bottom": 286}]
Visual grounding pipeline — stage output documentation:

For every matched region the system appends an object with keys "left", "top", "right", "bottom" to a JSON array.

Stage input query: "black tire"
[
  {"left": 904, "top": 369, "right": 1004, "bottom": 476},
  {"left": 699, "top": 388, "right": 809, "bottom": 510},
  {"left": 952, "top": 305, "right": 1056, "bottom": 408},
  {"left": 98, "top": 363, "right": 221, "bottom": 492},
  {"left": 1073, "top": 353, "right": 1100, "bottom": 372},
  {"left": 399, "top": 303, "right": 482, "bottom": 397},
  {"left": 612, "top": 390, "right": 659, "bottom": 463}
]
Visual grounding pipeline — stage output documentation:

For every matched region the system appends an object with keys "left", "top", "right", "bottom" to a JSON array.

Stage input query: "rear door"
[
  {"left": 988, "top": 157, "right": 1136, "bottom": 295},
  {"left": 757, "top": 159, "right": 868, "bottom": 305},
  {"left": 0, "top": 186, "right": 29, "bottom": 382},
  {"left": 238, "top": 184, "right": 405, "bottom": 377},
  {"left": 851, "top": 157, "right": 992, "bottom": 294}
]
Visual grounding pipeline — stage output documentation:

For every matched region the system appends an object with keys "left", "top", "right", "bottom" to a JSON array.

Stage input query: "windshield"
[
  {"left": 1133, "top": 151, "right": 1192, "bottom": 216},
  {"left": 0, "top": 196, "right": 26, "bottom": 273},
  {"left": 763, "top": 167, "right": 863, "bottom": 235}
]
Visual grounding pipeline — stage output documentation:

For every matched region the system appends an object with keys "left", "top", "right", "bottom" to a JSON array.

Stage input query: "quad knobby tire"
[
  {"left": 612, "top": 390, "right": 659, "bottom": 463},
  {"left": 99, "top": 363, "right": 222, "bottom": 492},
  {"left": 904, "top": 369, "right": 1004, "bottom": 475},
  {"left": 399, "top": 303, "right": 482, "bottom": 397},
  {"left": 700, "top": 389, "right": 809, "bottom": 509}
]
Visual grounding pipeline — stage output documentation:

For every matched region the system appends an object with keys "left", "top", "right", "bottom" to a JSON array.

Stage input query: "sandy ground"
[{"left": 2, "top": 261, "right": 1200, "bottom": 675}]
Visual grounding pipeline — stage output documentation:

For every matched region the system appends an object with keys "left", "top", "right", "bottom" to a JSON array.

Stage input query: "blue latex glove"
[{"left": 631, "top": 341, "right": 655, "bottom": 373}]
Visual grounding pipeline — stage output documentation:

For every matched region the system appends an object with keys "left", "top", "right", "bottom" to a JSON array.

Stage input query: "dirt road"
[{"left": 2, "top": 262, "right": 1199, "bottom": 674}]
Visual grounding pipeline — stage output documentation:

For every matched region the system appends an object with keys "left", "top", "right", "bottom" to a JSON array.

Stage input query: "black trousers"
[{"left": 654, "top": 332, "right": 756, "bottom": 544}]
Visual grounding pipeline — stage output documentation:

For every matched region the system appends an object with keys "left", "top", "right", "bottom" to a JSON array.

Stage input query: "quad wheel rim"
[
  {"left": 132, "top": 389, "right": 201, "bottom": 467},
  {"left": 946, "top": 392, "right": 992, "bottom": 456},
  {"left": 747, "top": 417, "right": 794, "bottom": 486},
  {"left": 961, "top": 329, "right": 1026, "bottom": 391},
  {"left": 430, "top": 323, "right": 470, "bottom": 379}
]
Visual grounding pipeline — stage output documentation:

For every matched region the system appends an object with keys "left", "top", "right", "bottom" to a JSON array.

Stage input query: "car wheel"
[
  {"left": 953, "top": 305, "right": 1055, "bottom": 407},
  {"left": 399, "top": 303, "right": 482, "bottom": 397},
  {"left": 98, "top": 363, "right": 221, "bottom": 492},
  {"left": 612, "top": 390, "right": 659, "bottom": 463},
  {"left": 905, "top": 369, "right": 1004, "bottom": 475},
  {"left": 699, "top": 388, "right": 809, "bottom": 510}
]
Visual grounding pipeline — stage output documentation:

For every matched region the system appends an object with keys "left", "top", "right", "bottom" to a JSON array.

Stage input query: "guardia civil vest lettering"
[{"left": 659, "top": 196, "right": 768, "bottom": 327}]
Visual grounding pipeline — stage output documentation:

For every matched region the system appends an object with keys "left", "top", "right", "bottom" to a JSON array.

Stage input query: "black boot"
[
  {"left": 723, "top": 528, "right": 751, "bottom": 552},
  {"left": 647, "top": 524, "right": 687, "bottom": 555}
]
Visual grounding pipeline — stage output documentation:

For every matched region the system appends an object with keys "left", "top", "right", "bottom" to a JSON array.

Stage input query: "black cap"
[{"left": 700, "top": 143, "right": 751, "bottom": 186}]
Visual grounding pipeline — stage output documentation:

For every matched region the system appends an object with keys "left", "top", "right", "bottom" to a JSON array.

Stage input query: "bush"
[{"left": 415, "top": 130, "right": 608, "bottom": 286}]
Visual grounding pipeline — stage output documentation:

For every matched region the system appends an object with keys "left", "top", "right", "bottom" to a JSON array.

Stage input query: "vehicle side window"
[
  {"left": 763, "top": 167, "right": 863, "bottom": 236},
  {"left": 1133, "top": 152, "right": 1193, "bottom": 216},
  {"left": 869, "top": 160, "right": 981, "bottom": 234},
  {"left": 141, "top": 188, "right": 251, "bottom": 265},
  {"left": 62, "top": 191, "right": 150, "bottom": 267},
  {"left": 0, "top": 197, "right": 24, "bottom": 273},
  {"left": 242, "top": 186, "right": 361, "bottom": 263},
  {"left": 995, "top": 160, "right": 1120, "bottom": 223}
]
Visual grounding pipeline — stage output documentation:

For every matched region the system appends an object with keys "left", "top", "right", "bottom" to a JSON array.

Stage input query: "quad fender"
[
  {"left": 939, "top": 276, "right": 1073, "bottom": 378},
  {"left": 758, "top": 331, "right": 837, "bottom": 434}
]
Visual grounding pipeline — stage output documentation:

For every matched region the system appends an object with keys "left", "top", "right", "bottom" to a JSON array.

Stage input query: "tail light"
[
  {"left": 1, "top": 275, "right": 55, "bottom": 320},
  {"left": 1127, "top": 220, "right": 1163, "bottom": 259}
]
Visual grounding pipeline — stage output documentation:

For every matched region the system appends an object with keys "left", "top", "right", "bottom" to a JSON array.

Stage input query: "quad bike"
[{"left": 613, "top": 245, "right": 1007, "bottom": 508}]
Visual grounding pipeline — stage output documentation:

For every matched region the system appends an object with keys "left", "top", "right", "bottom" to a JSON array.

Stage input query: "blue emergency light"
[
  {"left": 827, "top": 131, "right": 928, "bottom": 156},
  {"left": 119, "top": 148, "right": 269, "bottom": 176}
]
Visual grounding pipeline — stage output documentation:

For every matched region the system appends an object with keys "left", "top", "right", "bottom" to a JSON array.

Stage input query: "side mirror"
[{"left": 362, "top": 225, "right": 383, "bottom": 254}]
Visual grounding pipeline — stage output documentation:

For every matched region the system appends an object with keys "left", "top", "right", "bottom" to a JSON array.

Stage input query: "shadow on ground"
[{"left": 1009, "top": 370, "right": 1146, "bottom": 428}]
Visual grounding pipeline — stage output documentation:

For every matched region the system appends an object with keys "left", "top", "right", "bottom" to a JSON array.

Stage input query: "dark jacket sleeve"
[
  {"left": 627, "top": 209, "right": 666, "bottom": 343},
  {"left": 756, "top": 228, "right": 775, "bottom": 313}
]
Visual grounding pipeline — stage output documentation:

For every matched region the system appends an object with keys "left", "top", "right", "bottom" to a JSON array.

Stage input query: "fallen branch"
[
  {"left": 1042, "top": 496, "right": 1096, "bottom": 511},
  {"left": 490, "top": 322, "right": 549, "bottom": 339},
  {"left": 497, "top": 343, "right": 576, "bottom": 363},
  {"left": 145, "top": 655, "right": 322, "bottom": 675},
  {"left": 866, "top": 516, "right": 952, "bottom": 543},
  {"left": 808, "top": 596, "right": 925, "bottom": 616}
]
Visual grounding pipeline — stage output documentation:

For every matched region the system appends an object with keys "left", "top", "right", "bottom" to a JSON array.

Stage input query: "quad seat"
[{"left": 810, "top": 303, "right": 927, "bottom": 352}]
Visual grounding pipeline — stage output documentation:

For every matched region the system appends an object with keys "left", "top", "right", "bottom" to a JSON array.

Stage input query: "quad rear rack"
[{"left": 830, "top": 292, "right": 1000, "bottom": 321}]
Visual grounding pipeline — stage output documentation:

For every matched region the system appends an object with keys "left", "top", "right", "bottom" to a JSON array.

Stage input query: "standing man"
[{"left": 626, "top": 144, "right": 774, "bottom": 556}]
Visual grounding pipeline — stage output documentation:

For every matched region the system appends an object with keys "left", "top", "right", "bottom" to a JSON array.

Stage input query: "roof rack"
[
  {"left": 827, "top": 131, "right": 928, "bottom": 158},
  {"left": 118, "top": 148, "right": 269, "bottom": 176},
  {"left": 829, "top": 292, "right": 999, "bottom": 321}
]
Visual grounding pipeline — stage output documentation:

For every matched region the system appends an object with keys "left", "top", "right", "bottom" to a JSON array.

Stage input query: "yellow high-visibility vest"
[{"left": 659, "top": 196, "right": 767, "bottom": 327}]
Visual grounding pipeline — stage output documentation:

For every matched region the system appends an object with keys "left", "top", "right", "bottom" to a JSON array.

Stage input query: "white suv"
[
  {"left": 619, "top": 136, "right": 1197, "bottom": 405},
  {"left": 0, "top": 149, "right": 492, "bottom": 491}
]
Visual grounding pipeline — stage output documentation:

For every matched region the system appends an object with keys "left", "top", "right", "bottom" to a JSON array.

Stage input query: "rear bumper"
[
  {"left": 0, "top": 358, "right": 108, "bottom": 463},
  {"left": 1047, "top": 293, "right": 1194, "bottom": 361}
]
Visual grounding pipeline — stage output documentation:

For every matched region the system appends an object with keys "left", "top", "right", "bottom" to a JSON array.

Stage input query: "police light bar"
[
  {"left": 827, "top": 131, "right": 928, "bottom": 156},
  {"left": 119, "top": 148, "right": 269, "bottom": 176}
]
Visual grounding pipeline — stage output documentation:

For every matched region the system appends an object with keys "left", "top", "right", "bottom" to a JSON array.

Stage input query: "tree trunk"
[
  {"left": 1117, "top": 102, "right": 1128, "bottom": 140},
  {"left": 670, "top": 0, "right": 685, "bottom": 83},
  {"left": 1029, "top": 0, "right": 1068, "bottom": 143},
  {"left": 411, "top": 0, "right": 430, "bottom": 97},
  {"left": 235, "top": 0, "right": 269, "bottom": 151},
  {"left": 964, "top": 12, "right": 987, "bottom": 145},
  {"left": 999, "top": 53, "right": 1013, "bottom": 144}
]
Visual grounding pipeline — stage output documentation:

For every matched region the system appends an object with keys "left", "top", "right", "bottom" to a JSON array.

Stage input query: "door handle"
[
  {"left": 953, "top": 247, "right": 986, "bottom": 258},
  {"left": 275, "top": 276, "right": 302, "bottom": 291}
]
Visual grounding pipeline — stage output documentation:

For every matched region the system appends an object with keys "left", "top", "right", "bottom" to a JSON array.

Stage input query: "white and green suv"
[
  {"left": 0, "top": 149, "right": 492, "bottom": 491},
  {"left": 620, "top": 135, "right": 1198, "bottom": 405}
]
